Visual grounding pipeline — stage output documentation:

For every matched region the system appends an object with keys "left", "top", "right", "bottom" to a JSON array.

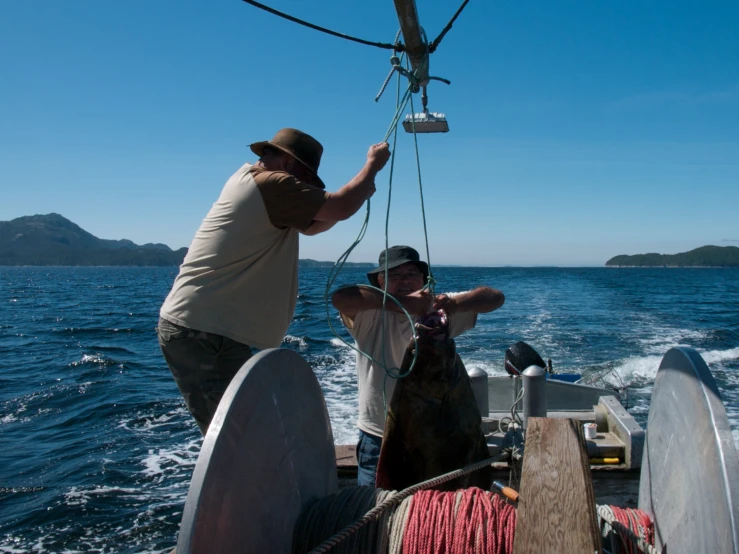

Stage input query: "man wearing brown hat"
[
  {"left": 331, "top": 245, "right": 505, "bottom": 486},
  {"left": 158, "top": 128, "right": 390, "bottom": 434}
]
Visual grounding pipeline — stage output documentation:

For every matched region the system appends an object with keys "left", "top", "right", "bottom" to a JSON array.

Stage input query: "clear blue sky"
[{"left": 2, "top": 0, "right": 737, "bottom": 266}]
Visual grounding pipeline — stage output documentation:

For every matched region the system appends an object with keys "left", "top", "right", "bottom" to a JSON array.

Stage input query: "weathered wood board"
[{"left": 513, "top": 417, "right": 601, "bottom": 554}]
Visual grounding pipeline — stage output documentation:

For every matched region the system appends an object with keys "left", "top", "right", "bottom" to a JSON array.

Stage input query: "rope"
[
  {"left": 401, "top": 488, "right": 516, "bottom": 554},
  {"left": 379, "top": 70, "right": 408, "bottom": 414},
  {"left": 300, "top": 455, "right": 505, "bottom": 554},
  {"left": 323, "top": 19, "right": 439, "bottom": 396},
  {"left": 375, "top": 32, "right": 404, "bottom": 103},
  {"left": 322, "top": 70, "right": 421, "bottom": 382},
  {"left": 295, "top": 485, "right": 516, "bottom": 554},
  {"left": 323, "top": 54, "right": 430, "bottom": 409},
  {"left": 428, "top": 0, "right": 472, "bottom": 53},
  {"left": 497, "top": 387, "right": 525, "bottom": 435},
  {"left": 242, "top": 0, "right": 471, "bottom": 56},
  {"left": 597, "top": 505, "right": 658, "bottom": 554},
  {"left": 406, "top": 85, "right": 435, "bottom": 295},
  {"left": 295, "top": 491, "right": 659, "bottom": 554},
  {"left": 241, "top": 0, "right": 404, "bottom": 51}
]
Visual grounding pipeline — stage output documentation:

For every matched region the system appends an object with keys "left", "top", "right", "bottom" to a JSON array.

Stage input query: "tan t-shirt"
[
  {"left": 160, "top": 163, "right": 326, "bottom": 349},
  {"left": 341, "top": 296, "right": 477, "bottom": 438}
]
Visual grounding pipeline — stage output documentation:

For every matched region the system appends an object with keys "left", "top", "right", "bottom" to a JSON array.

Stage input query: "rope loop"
[{"left": 326, "top": 44, "right": 439, "bottom": 437}]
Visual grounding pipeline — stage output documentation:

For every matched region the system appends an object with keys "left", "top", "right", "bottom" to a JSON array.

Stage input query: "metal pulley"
[{"left": 402, "top": 85, "right": 449, "bottom": 133}]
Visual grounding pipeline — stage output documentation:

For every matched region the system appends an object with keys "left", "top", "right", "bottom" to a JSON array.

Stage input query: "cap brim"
[
  {"left": 249, "top": 141, "right": 325, "bottom": 189},
  {"left": 367, "top": 261, "right": 429, "bottom": 288}
]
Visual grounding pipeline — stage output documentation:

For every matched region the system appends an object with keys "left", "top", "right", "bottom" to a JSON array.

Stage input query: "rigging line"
[
  {"left": 322, "top": 80, "right": 419, "bottom": 375},
  {"left": 428, "top": 0, "right": 471, "bottom": 53},
  {"left": 241, "top": 0, "right": 405, "bottom": 51},
  {"left": 380, "top": 67, "right": 405, "bottom": 417},
  {"left": 405, "top": 62, "right": 436, "bottom": 295},
  {"left": 375, "top": 30, "right": 403, "bottom": 103}
]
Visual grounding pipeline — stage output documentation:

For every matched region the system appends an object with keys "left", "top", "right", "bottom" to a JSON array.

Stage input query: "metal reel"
[
  {"left": 639, "top": 347, "right": 739, "bottom": 553},
  {"left": 177, "top": 348, "right": 338, "bottom": 554}
]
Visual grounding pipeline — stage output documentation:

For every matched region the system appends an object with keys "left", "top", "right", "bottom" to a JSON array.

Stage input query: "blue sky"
[{"left": 1, "top": 0, "right": 737, "bottom": 266}]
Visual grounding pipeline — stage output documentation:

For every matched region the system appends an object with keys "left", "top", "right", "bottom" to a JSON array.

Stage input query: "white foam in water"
[
  {"left": 634, "top": 322, "right": 709, "bottom": 355},
  {"left": 700, "top": 347, "right": 739, "bottom": 365},
  {"left": 465, "top": 359, "right": 506, "bottom": 377},
  {"left": 330, "top": 337, "right": 354, "bottom": 350},
  {"left": 282, "top": 335, "right": 308, "bottom": 349},
  {"left": 612, "top": 354, "right": 664, "bottom": 383},
  {"left": 0, "top": 545, "right": 27, "bottom": 553},
  {"left": 314, "top": 335, "right": 362, "bottom": 445},
  {"left": 68, "top": 353, "right": 114, "bottom": 367},
  {"left": 609, "top": 346, "right": 739, "bottom": 450},
  {"left": 611, "top": 346, "right": 739, "bottom": 384},
  {"left": 118, "top": 408, "right": 190, "bottom": 434},
  {"left": 64, "top": 485, "right": 150, "bottom": 506},
  {"left": 141, "top": 439, "right": 199, "bottom": 478}
]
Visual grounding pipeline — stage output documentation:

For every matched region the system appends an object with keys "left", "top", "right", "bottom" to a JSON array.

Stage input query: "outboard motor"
[{"left": 504, "top": 341, "right": 546, "bottom": 376}]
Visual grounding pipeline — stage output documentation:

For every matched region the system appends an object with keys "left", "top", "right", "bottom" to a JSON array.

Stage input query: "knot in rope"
[{"left": 424, "top": 275, "right": 438, "bottom": 296}]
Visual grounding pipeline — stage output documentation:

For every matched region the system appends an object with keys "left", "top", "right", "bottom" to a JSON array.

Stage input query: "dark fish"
[{"left": 375, "top": 310, "right": 492, "bottom": 491}]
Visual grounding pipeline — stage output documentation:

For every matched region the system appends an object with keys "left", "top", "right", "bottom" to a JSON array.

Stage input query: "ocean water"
[{"left": 1, "top": 266, "right": 738, "bottom": 553}]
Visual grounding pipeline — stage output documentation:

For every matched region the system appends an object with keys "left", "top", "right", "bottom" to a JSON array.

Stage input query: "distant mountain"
[
  {"left": 0, "top": 214, "right": 188, "bottom": 266},
  {"left": 0, "top": 214, "right": 377, "bottom": 267},
  {"left": 606, "top": 245, "right": 739, "bottom": 267},
  {"left": 299, "top": 259, "right": 373, "bottom": 268}
]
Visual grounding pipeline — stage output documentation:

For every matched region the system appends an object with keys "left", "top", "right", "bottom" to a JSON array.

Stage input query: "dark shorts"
[
  {"left": 356, "top": 430, "right": 383, "bottom": 487},
  {"left": 157, "top": 317, "right": 253, "bottom": 435}
]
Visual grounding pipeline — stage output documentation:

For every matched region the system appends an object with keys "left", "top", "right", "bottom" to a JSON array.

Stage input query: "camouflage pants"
[{"left": 157, "top": 317, "right": 253, "bottom": 435}]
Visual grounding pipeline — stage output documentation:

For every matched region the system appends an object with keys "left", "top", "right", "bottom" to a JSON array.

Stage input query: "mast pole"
[{"left": 392, "top": 0, "right": 429, "bottom": 87}]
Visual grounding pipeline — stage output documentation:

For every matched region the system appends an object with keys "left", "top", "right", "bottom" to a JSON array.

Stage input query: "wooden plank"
[
  {"left": 335, "top": 444, "right": 356, "bottom": 468},
  {"left": 512, "top": 418, "right": 602, "bottom": 554}
]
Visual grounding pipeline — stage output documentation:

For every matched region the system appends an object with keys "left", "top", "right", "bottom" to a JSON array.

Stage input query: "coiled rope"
[
  {"left": 597, "top": 505, "right": 657, "bottom": 554},
  {"left": 298, "top": 455, "right": 505, "bottom": 554},
  {"left": 294, "top": 486, "right": 516, "bottom": 554},
  {"left": 294, "top": 486, "right": 658, "bottom": 554}
]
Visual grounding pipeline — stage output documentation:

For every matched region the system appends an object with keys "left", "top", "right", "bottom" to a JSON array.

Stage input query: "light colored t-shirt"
[
  {"left": 160, "top": 163, "right": 326, "bottom": 349},
  {"left": 340, "top": 296, "right": 477, "bottom": 437}
]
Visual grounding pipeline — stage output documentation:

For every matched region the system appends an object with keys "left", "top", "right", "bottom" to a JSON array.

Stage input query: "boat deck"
[{"left": 334, "top": 444, "right": 640, "bottom": 507}]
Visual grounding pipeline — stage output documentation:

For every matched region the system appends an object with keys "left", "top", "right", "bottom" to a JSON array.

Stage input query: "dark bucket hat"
[
  {"left": 250, "top": 128, "right": 325, "bottom": 189},
  {"left": 367, "top": 245, "right": 429, "bottom": 288}
]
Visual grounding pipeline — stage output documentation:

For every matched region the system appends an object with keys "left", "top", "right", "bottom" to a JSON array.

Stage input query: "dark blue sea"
[{"left": 1, "top": 266, "right": 738, "bottom": 553}]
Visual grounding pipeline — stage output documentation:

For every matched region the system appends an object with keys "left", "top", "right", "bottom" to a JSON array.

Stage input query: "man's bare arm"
[
  {"left": 299, "top": 220, "right": 337, "bottom": 236},
  {"left": 331, "top": 286, "right": 433, "bottom": 319},
  {"left": 434, "top": 287, "right": 505, "bottom": 314},
  {"left": 312, "top": 143, "right": 389, "bottom": 223}
]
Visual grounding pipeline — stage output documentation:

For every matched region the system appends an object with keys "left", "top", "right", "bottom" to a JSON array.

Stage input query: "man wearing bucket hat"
[
  {"left": 331, "top": 245, "right": 505, "bottom": 486},
  {"left": 158, "top": 128, "right": 390, "bottom": 434}
]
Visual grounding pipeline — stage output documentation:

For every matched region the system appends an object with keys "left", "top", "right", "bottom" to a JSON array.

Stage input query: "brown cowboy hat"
[{"left": 250, "top": 128, "right": 325, "bottom": 189}]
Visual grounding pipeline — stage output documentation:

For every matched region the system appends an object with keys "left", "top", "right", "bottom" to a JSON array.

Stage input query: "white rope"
[
  {"left": 497, "top": 386, "right": 525, "bottom": 434},
  {"left": 597, "top": 505, "right": 660, "bottom": 554}
]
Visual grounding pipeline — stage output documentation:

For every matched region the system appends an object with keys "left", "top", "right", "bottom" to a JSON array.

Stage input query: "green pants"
[{"left": 157, "top": 317, "right": 254, "bottom": 435}]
